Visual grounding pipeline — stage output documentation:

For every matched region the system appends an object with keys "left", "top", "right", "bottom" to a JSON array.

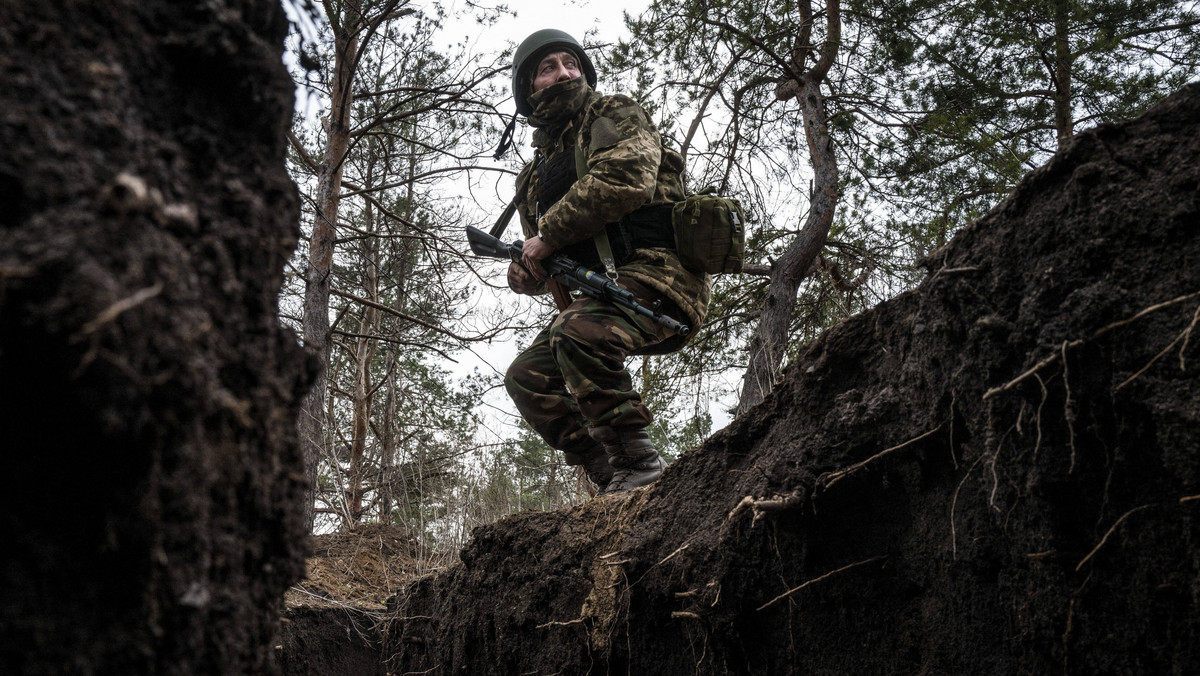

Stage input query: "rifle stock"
[{"left": 465, "top": 226, "right": 690, "bottom": 336}]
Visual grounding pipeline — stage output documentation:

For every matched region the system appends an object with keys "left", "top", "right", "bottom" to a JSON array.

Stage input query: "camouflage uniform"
[{"left": 503, "top": 77, "right": 711, "bottom": 475}]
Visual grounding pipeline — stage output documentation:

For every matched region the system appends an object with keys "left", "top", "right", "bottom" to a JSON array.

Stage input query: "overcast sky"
[{"left": 444, "top": 0, "right": 639, "bottom": 54}]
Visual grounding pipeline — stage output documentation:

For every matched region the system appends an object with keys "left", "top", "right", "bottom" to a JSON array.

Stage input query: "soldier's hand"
[
  {"left": 521, "top": 235, "right": 552, "bottom": 280},
  {"left": 507, "top": 261, "right": 541, "bottom": 295}
]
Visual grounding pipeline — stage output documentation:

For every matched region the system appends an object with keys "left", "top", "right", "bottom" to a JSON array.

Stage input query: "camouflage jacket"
[{"left": 514, "top": 81, "right": 711, "bottom": 343}]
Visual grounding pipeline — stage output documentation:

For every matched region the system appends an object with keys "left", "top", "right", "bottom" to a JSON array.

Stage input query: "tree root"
[
  {"left": 1062, "top": 341, "right": 1078, "bottom": 473},
  {"left": 1075, "top": 504, "right": 1155, "bottom": 572},
  {"left": 723, "top": 491, "right": 806, "bottom": 530},
  {"left": 76, "top": 283, "right": 164, "bottom": 338},
  {"left": 756, "top": 556, "right": 885, "bottom": 611},
  {"left": 950, "top": 454, "right": 987, "bottom": 559},
  {"left": 536, "top": 618, "right": 585, "bottom": 629},
  {"left": 1113, "top": 300, "right": 1200, "bottom": 390},
  {"left": 817, "top": 423, "right": 946, "bottom": 492},
  {"left": 1181, "top": 303, "right": 1200, "bottom": 371}
]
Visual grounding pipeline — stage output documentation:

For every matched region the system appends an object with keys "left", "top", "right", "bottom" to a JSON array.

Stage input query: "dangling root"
[
  {"left": 1062, "top": 342, "right": 1078, "bottom": 473},
  {"left": 1075, "top": 504, "right": 1155, "bottom": 572},
  {"left": 1181, "top": 304, "right": 1200, "bottom": 371}
]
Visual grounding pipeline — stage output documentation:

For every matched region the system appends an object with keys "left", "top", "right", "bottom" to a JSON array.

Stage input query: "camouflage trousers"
[{"left": 504, "top": 279, "right": 676, "bottom": 455}]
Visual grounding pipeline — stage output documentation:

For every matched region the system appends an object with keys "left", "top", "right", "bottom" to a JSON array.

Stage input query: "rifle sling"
[
  {"left": 490, "top": 197, "right": 518, "bottom": 238},
  {"left": 593, "top": 229, "right": 618, "bottom": 278}
]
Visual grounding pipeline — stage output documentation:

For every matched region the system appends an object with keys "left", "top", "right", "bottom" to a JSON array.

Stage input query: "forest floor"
[{"left": 284, "top": 525, "right": 423, "bottom": 611}]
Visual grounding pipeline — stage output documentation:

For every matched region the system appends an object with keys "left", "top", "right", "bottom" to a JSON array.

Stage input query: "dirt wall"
[{"left": 0, "top": 2, "right": 312, "bottom": 674}]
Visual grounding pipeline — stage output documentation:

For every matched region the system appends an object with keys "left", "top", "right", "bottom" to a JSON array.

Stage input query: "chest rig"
[
  {"left": 533, "top": 139, "right": 618, "bottom": 273},
  {"left": 533, "top": 138, "right": 674, "bottom": 275}
]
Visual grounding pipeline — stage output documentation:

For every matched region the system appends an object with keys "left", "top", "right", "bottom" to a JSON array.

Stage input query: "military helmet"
[{"left": 511, "top": 29, "right": 597, "bottom": 116}]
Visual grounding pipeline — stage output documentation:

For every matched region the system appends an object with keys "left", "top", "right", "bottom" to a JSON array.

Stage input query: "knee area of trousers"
[
  {"left": 504, "top": 364, "right": 531, "bottom": 397},
  {"left": 551, "top": 312, "right": 621, "bottom": 353}
]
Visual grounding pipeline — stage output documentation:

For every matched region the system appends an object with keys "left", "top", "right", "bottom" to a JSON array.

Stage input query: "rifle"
[{"left": 466, "top": 226, "right": 691, "bottom": 337}]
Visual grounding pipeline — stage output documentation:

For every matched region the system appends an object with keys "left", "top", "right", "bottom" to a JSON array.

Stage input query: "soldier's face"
[{"left": 531, "top": 50, "right": 582, "bottom": 92}]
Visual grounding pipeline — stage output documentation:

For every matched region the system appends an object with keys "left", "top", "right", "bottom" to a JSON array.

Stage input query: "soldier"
[{"left": 500, "top": 29, "right": 710, "bottom": 494}]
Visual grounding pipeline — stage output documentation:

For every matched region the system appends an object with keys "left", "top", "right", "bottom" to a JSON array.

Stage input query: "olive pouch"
[{"left": 671, "top": 189, "right": 747, "bottom": 274}]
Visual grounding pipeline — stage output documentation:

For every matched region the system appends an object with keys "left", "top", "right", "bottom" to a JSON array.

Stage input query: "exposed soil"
[
  {"left": 277, "top": 526, "right": 423, "bottom": 676},
  {"left": 1, "top": 2, "right": 312, "bottom": 675}
]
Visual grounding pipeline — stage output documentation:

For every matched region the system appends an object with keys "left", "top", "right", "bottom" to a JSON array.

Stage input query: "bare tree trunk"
[
  {"left": 380, "top": 348, "right": 397, "bottom": 523},
  {"left": 346, "top": 204, "right": 379, "bottom": 525},
  {"left": 737, "top": 0, "right": 841, "bottom": 416},
  {"left": 299, "top": 20, "right": 358, "bottom": 532},
  {"left": 1052, "top": 0, "right": 1074, "bottom": 148}
]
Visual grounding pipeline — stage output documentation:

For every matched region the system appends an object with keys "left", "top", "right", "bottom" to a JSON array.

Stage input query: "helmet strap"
[{"left": 493, "top": 112, "right": 519, "bottom": 160}]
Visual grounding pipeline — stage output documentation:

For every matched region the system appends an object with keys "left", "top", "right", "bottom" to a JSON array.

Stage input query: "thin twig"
[{"left": 929, "top": 265, "right": 981, "bottom": 284}]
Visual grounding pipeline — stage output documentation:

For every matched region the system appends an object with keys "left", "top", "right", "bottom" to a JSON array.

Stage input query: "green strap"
[
  {"left": 593, "top": 226, "right": 619, "bottom": 279},
  {"left": 575, "top": 143, "right": 619, "bottom": 278}
]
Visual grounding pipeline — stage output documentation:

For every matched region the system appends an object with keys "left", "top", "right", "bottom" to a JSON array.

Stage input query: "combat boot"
[
  {"left": 588, "top": 427, "right": 665, "bottom": 494},
  {"left": 562, "top": 440, "right": 613, "bottom": 491}
]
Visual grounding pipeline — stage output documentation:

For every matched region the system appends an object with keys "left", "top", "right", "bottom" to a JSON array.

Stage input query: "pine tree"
[
  {"left": 851, "top": 0, "right": 1200, "bottom": 246},
  {"left": 614, "top": 0, "right": 1199, "bottom": 417}
]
